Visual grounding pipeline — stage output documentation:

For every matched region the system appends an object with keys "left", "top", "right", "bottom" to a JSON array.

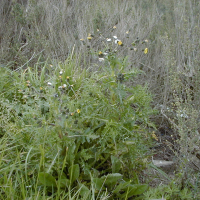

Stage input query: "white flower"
[
  {"left": 58, "top": 86, "right": 62, "bottom": 89},
  {"left": 106, "top": 38, "right": 112, "bottom": 42},
  {"left": 59, "top": 70, "right": 63, "bottom": 75},
  {"left": 47, "top": 82, "right": 52, "bottom": 86},
  {"left": 115, "top": 39, "right": 120, "bottom": 44},
  {"left": 99, "top": 58, "right": 104, "bottom": 62},
  {"left": 113, "top": 36, "right": 118, "bottom": 39},
  {"left": 63, "top": 84, "right": 67, "bottom": 88}
]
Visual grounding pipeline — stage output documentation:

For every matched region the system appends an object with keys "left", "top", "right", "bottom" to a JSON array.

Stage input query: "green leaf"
[
  {"left": 118, "top": 184, "right": 137, "bottom": 198},
  {"left": 69, "top": 164, "right": 80, "bottom": 184},
  {"left": 111, "top": 155, "right": 121, "bottom": 173},
  {"left": 38, "top": 172, "right": 57, "bottom": 187},
  {"left": 149, "top": 163, "right": 171, "bottom": 181},
  {"left": 113, "top": 181, "right": 131, "bottom": 193},
  {"left": 132, "top": 184, "right": 148, "bottom": 195},
  {"left": 59, "top": 179, "right": 70, "bottom": 188},
  {"left": 101, "top": 173, "right": 123, "bottom": 186},
  {"left": 118, "top": 184, "right": 148, "bottom": 198},
  {"left": 79, "top": 183, "right": 91, "bottom": 198},
  {"left": 86, "top": 134, "right": 100, "bottom": 139},
  {"left": 92, "top": 178, "right": 105, "bottom": 190},
  {"left": 67, "top": 145, "right": 76, "bottom": 165}
]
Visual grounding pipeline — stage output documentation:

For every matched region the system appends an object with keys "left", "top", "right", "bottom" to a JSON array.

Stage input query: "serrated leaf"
[
  {"left": 69, "top": 164, "right": 80, "bottom": 184},
  {"left": 38, "top": 172, "right": 57, "bottom": 187}
]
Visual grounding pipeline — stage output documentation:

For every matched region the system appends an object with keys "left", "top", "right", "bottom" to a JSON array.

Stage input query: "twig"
[
  {"left": 14, "top": 49, "right": 45, "bottom": 72},
  {"left": 160, "top": 107, "right": 179, "bottom": 130}
]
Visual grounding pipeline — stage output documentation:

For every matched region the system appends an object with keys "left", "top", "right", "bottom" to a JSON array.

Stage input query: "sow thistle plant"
[{"left": 0, "top": 27, "right": 155, "bottom": 199}]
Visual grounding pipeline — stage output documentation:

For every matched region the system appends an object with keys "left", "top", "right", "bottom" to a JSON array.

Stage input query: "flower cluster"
[{"left": 80, "top": 25, "right": 149, "bottom": 63}]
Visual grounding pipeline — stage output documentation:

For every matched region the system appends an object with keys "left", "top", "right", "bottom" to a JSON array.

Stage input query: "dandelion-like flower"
[
  {"left": 59, "top": 71, "right": 63, "bottom": 75},
  {"left": 144, "top": 48, "right": 148, "bottom": 54},
  {"left": 47, "top": 82, "right": 52, "bottom": 86},
  {"left": 99, "top": 51, "right": 103, "bottom": 55},
  {"left": 77, "top": 109, "right": 81, "bottom": 114},
  {"left": 87, "top": 33, "right": 94, "bottom": 40},
  {"left": 117, "top": 40, "right": 123, "bottom": 46},
  {"left": 62, "top": 84, "right": 67, "bottom": 88},
  {"left": 152, "top": 132, "right": 158, "bottom": 141}
]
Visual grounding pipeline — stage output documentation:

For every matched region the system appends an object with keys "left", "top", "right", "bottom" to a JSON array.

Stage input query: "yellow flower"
[
  {"left": 144, "top": 48, "right": 148, "bottom": 54},
  {"left": 99, "top": 51, "right": 103, "bottom": 55},
  {"left": 80, "top": 39, "right": 84, "bottom": 41},
  {"left": 66, "top": 76, "right": 70, "bottom": 79},
  {"left": 87, "top": 36, "right": 92, "bottom": 40},
  {"left": 152, "top": 132, "right": 158, "bottom": 141},
  {"left": 77, "top": 109, "right": 81, "bottom": 114},
  {"left": 126, "top": 31, "right": 129, "bottom": 34},
  {"left": 113, "top": 26, "right": 117, "bottom": 29},
  {"left": 40, "top": 87, "right": 43, "bottom": 90},
  {"left": 117, "top": 40, "right": 123, "bottom": 46}
]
